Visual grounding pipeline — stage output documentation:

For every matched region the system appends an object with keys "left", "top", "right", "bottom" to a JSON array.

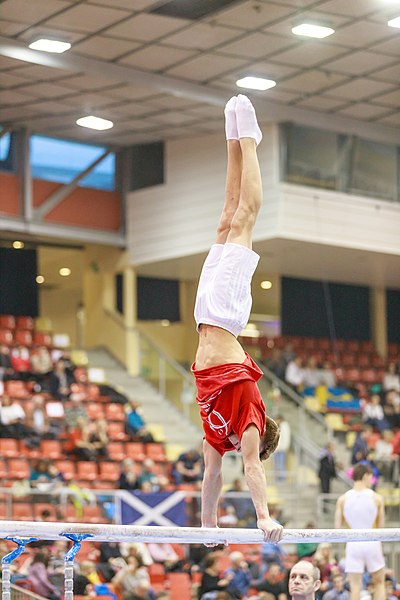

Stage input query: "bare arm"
[
  {"left": 201, "top": 440, "right": 223, "bottom": 527},
  {"left": 241, "top": 425, "right": 282, "bottom": 542},
  {"left": 375, "top": 493, "right": 385, "bottom": 528},
  {"left": 334, "top": 495, "right": 345, "bottom": 529}
]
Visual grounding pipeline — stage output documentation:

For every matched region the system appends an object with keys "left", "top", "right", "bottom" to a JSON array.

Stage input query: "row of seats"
[
  {"left": 0, "top": 329, "right": 52, "bottom": 346},
  {"left": 0, "top": 501, "right": 108, "bottom": 523},
  {"left": 0, "top": 315, "right": 35, "bottom": 330}
]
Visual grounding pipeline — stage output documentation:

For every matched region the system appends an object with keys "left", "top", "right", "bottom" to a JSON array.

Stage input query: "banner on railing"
[{"left": 115, "top": 491, "right": 187, "bottom": 527}]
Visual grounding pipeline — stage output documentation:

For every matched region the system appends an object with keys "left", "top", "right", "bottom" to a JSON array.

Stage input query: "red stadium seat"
[
  {"left": 347, "top": 340, "right": 360, "bottom": 352},
  {"left": 13, "top": 503, "right": 33, "bottom": 520},
  {"left": 145, "top": 443, "right": 167, "bottom": 462},
  {"left": 14, "top": 330, "right": 33, "bottom": 346},
  {"left": 82, "top": 505, "right": 106, "bottom": 524},
  {"left": 8, "top": 459, "right": 30, "bottom": 479},
  {"left": 341, "top": 353, "right": 356, "bottom": 367},
  {"left": 357, "top": 354, "right": 371, "bottom": 368},
  {"left": 0, "top": 329, "right": 13, "bottom": 344},
  {"left": 108, "top": 442, "right": 126, "bottom": 462},
  {"left": 33, "top": 503, "right": 57, "bottom": 520},
  {"left": 0, "top": 502, "right": 9, "bottom": 519},
  {"left": 107, "top": 422, "right": 127, "bottom": 441},
  {"left": 99, "top": 462, "right": 120, "bottom": 483},
  {"left": 76, "top": 461, "right": 98, "bottom": 482},
  {"left": 167, "top": 573, "right": 191, "bottom": 600},
  {"left": 55, "top": 460, "right": 76, "bottom": 481},
  {"left": 345, "top": 368, "right": 361, "bottom": 383},
  {"left": 87, "top": 384, "right": 100, "bottom": 401},
  {"left": 16, "top": 317, "right": 34, "bottom": 331},
  {"left": 125, "top": 443, "right": 145, "bottom": 462},
  {"left": 0, "top": 315, "right": 15, "bottom": 329},
  {"left": 33, "top": 332, "right": 52, "bottom": 346},
  {"left": 86, "top": 403, "right": 105, "bottom": 420},
  {"left": 0, "top": 439, "right": 19, "bottom": 458},
  {"left": 360, "top": 369, "right": 377, "bottom": 384},
  {"left": 40, "top": 440, "right": 63, "bottom": 459},
  {"left": 5, "top": 380, "right": 29, "bottom": 398},
  {"left": 105, "top": 403, "right": 125, "bottom": 421},
  {"left": 360, "top": 341, "right": 375, "bottom": 352},
  {"left": 0, "top": 459, "right": 8, "bottom": 479}
]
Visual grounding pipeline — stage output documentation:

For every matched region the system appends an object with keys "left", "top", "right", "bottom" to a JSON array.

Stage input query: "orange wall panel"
[
  {"left": 0, "top": 173, "right": 20, "bottom": 216},
  {"left": 33, "top": 180, "right": 121, "bottom": 231}
]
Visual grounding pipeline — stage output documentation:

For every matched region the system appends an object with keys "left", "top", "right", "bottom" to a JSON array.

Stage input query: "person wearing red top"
[{"left": 192, "top": 95, "right": 282, "bottom": 543}]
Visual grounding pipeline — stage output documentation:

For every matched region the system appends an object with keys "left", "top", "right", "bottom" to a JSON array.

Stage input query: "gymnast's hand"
[{"left": 257, "top": 517, "right": 283, "bottom": 543}]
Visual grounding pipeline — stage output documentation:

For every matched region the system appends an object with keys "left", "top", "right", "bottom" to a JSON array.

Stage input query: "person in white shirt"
[
  {"left": 285, "top": 356, "right": 304, "bottom": 392},
  {"left": 374, "top": 430, "right": 395, "bottom": 481},
  {"left": 382, "top": 362, "right": 400, "bottom": 393},
  {"left": 335, "top": 464, "right": 385, "bottom": 600},
  {"left": 362, "top": 395, "right": 389, "bottom": 432},
  {"left": 274, "top": 415, "right": 291, "bottom": 481}
]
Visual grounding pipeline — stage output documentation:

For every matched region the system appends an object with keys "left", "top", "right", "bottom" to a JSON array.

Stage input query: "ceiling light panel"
[
  {"left": 76, "top": 116, "right": 114, "bottom": 130},
  {"left": 29, "top": 39, "right": 71, "bottom": 53},
  {"left": 292, "top": 23, "right": 335, "bottom": 38}
]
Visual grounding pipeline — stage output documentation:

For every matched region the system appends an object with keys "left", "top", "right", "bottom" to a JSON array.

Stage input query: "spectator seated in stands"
[
  {"left": 64, "top": 392, "right": 88, "bottom": 429},
  {"left": 89, "top": 418, "right": 109, "bottom": 460},
  {"left": 223, "top": 478, "right": 255, "bottom": 527},
  {"left": 374, "top": 430, "right": 396, "bottom": 481},
  {"left": 319, "top": 361, "right": 337, "bottom": 388},
  {"left": 0, "top": 394, "right": 40, "bottom": 446},
  {"left": 10, "top": 345, "right": 31, "bottom": 380},
  {"left": 125, "top": 400, "right": 154, "bottom": 443},
  {"left": 29, "top": 459, "right": 64, "bottom": 494},
  {"left": 224, "top": 551, "right": 252, "bottom": 599},
  {"left": 119, "top": 458, "right": 139, "bottom": 491},
  {"left": 321, "top": 572, "right": 350, "bottom": 600},
  {"left": 0, "top": 344, "right": 14, "bottom": 380},
  {"left": 362, "top": 394, "right": 390, "bottom": 432},
  {"left": 383, "top": 362, "right": 400, "bottom": 393},
  {"left": 171, "top": 448, "right": 203, "bottom": 486},
  {"left": 48, "top": 540, "right": 69, "bottom": 588},
  {"left": 49, "top": 358, "right": 75, "bottom": 401},
  {"left": 111, "top": 554, "right": 152, "bottom": 600},
  {"left": 28, "top": 552, "right": 61, "bottom": 600},
  {"left": 303, "top": 357, "right": 321, "bottom": 388},
  {"left": 25, "top": 393, "right": 60, "bottom": 440},
  {"left": 351, "top": 426, "right": 372, "bottom": 464},
  {"left": 65, "top": 416, "right": 98, "bottom": 461},
  {"left": 383, "top": 390, "right": 400, "bottom": 429},
  {"left": 98, "top": 542, "right": 126, "bottom": 582},
  {"left": 147, "top": 543, "right": 184, "bottom": 572},
  {"left": 314, "top": 543, "right": 338, "bottom": 596},
  {"left": 285, "top": 356, "right": 304, "bottom": 393},
  {"left": 264, "top": 349, "right": 286, "bottom": 380},
  {"left": 198, "top": 553, "right": 231, "bottom": 599},
  {"left": 137, "top": 458, "right": 168, "bottom": 492},
  {"left": 74, "top": 560, "right": 103, "bottom": 596},
  {"left": 30, "top": 345, "right": 53, "bottom": 384},
  {"left": 251, "top": 562, "right": 287, "bottom": 599},
  {"left": 219, "top": 505, "right": 238, "bottom": 527}
]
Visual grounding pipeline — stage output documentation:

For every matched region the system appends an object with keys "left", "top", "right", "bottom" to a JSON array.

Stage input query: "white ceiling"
[{"left": 1, "top": 0, "right": 400, "bottom": 145}]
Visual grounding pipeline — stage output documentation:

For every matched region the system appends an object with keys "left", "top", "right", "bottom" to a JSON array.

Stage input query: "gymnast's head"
[{"left": 259, "top": 415, "right": 280, "bottom": 461}]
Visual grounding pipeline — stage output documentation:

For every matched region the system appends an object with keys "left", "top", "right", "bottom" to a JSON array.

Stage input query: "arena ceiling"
[{"left": 0, "top": 0, "right": 400, "bottom": 146}]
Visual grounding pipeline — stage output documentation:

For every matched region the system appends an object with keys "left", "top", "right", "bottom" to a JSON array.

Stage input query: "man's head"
[
  {"left": 288, "top": 561, "right": 321, "bottom": 600},
  {"left": 353, "top": 463, "right": 373, "bottom": 486},
  {"left": 331, "top": 573, "right": 345, "bottom": 592},
  {"left": 259, "top": 415, "right": 280, "bottom": 461}
]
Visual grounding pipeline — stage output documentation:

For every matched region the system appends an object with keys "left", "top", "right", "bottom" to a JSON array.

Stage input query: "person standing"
[
  {"left": 334, "top": 464, "right": 386, "bottom": 600},
  {"left": 191, "top": 95, "right": 282, "bottom": 542}
]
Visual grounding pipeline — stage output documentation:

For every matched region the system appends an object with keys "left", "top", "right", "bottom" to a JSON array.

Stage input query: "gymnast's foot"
[
  {"left": 224, "top": 96, "right": 238, "bottom": 140},
  {"left": 236, "top": 94, "right": 262, "bottom": 146}
]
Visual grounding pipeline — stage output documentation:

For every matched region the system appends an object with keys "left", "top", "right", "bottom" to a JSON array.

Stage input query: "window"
[
  {"left": 348, "top": 137, "right": 397, "bottom": 201},
  {"left": 282, "top": 123, "right": 339, "bottom": 190},
  {"left": 30, "top": 135, "right": 115, "bottom": 191},
  {"left": 0, "top": 131, "right": 15, "bottom": 172}
]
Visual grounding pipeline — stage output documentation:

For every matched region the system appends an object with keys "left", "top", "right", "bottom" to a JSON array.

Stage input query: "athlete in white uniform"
[{"left": 335, "top": 464, "right": 385, "bottom": 600}]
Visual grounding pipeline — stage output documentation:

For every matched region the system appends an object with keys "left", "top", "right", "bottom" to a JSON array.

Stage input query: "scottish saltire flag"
[{"left": 115, "top": 491, "right": 187, "bottom": 526}]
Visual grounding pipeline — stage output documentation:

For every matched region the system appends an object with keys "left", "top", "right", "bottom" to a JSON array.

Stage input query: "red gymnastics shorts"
[{"left": 200, "top": 379, "right": 266, "bottom": 456}]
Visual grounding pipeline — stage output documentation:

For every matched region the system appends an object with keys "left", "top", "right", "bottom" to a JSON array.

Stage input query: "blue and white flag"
[{"left": 116, "top": 491, "right": 187, "bottom": 527}]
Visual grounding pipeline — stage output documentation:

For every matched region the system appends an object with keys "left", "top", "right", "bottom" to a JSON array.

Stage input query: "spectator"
[
  {"left": 383, "top": 362, "right": 400, "bottom": 393},
  {"left": 351, "top": 427, "right": 372, "bottom": 465},
  {"left": 74, "top": 560, "right": 103, "bottom": 596},
  {"left": 119, "top": 458, "right": 139, "bottom": 491},
  {"left": 285, "top": 356, "right": 304, "bottom": 393},
  {"left": 137, "top": 458, "right": 162, "bottom": 492},
  {"left": 0, "top": 344, "right": 14, "bottom": 380},
  {"left": 147, "top": 543, "right": 183, "bottom": 572},
  {"left": 198, "top": 553, "right": 231, "bottom": 599},
  {"left": 64, "top": 394, "right": 88, "bottom": 430},
  {"left": 219, "top": 505, "right": 238, "bottom": 527},
  {"left": 319, "top": 361, "right": 337, "bottom": 388},
  {"left": 120, "top": 543, "right": 153, "bottom": 567},
  {"left": 282, "top": 343, "right": 296, "bottom": 366},
  {"left": 111, "top": 554, "right": 151, "bottom": 599},
  {"left": 49, "top": 358, "right": 74, "bottom": 401},
  {"left": 172, "top": 448, "right": 203, "bottom": 485},
  {"left": 318, "top": 443, "right": 337, "bottom": 511},
  {"left": 322, "top": 573, "right": 350, "bottom": 600},
  {"left": 296, "top": 522, "right": 319, "bottom": 560},
  {"left": 10, "top": 345, "right": 31, "bottom": 379},
  {"left": 303, "top": 357, "right": 321, "bottom": 388},
  {"left": 28, "top": 552, "right": 61, "bottom": 600},
  {"left": 374, "top": 430, "right": 396, "bottom": 481},
  {"left": 274, "top": 415, "right": 291, "bottom": 481},
  {"left": 125, "top": 400, "right": 154, "bottom": 443},
  {"left": 224, "top": 551, "right": 252, "bottom": 599},
  {"left": 362, "top": 395, "right": 389, "bottom": 432},
  {"left": 252, "top": 562, "right": 287, "bottom": 599},
  {"left": 98, "top": 542, "right": 126, "bottom": 582},
  {"left": 30, "top": 346, "right": 53, "bottom": 383},
  {"left": 89, "top": 418, "right": 109, "bottom": 459},
  {"left": 264, "top": 349, "right": 286, "bottom": 380},
  {"left": 224, "top": 479, "right": 254, "bottom": 526},
  {"left": 25, "top": 394, "right": 51, "bottom": 439},
  {"left": 383, "top": 391, "right": 400, "bottom": 429},
  {"left": 313, "top": 543, "right": 337, "bottom": 595},
  {"left": 0, "top": 395, "right": 40, "bottom": 446},
  {"left": 48, "top": 540, "right": 68, "bottom": 588},
  {"left": 65, "top": 416, "right": 98, "bottom": 461}
]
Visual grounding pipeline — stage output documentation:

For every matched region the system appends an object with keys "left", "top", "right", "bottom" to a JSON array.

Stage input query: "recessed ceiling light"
[
  {"left": 59, "top": 267, "right": 71, "bottom": 277},
  {"left": 76, "top": 116, "right": 114, "bottom": 131},
  {"left": 261, "top": 280, "right": 273, "bottom": 290},
  {"left": 388, "top": 15, "right": 400, "bottom": 28},
  {"left": 292, "top": 23, "right": 335, "bottom": 38},
  {"left": 36, "top": 275, "right": 45, "bottom": 284},
  {"left": 29, "top": 39, "right": 71, "bottom": 53},
  {"left": 12, "top": 241, "right": 24, "bottom": 249},
  {"left": 236, "top": 76, "right": 276, "bottom": 91},
  {"left": 160, "top": 320, "right": 170, "bottom": 327}
]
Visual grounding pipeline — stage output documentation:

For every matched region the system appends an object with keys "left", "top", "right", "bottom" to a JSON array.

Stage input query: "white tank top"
[{"left": 343, "top": 488, "right": 377, "bottom": 529}]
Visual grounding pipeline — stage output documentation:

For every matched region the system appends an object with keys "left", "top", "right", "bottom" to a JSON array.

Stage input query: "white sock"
[
  {"left": 224, "top": 96, "right": 238, "bottom": 140},
  {"left": 236, "top": 94, "right": 262, "bottom": 146}
]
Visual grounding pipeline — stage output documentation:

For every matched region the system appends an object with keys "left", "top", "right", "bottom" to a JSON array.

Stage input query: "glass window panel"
[
  {"left": 0, "top": 132, "right": 11, "bottom": 161},
  {"left": 0, "top": 131, "right": 15, "bottom": 172},
  {"left": 283, "top": 124, "right": 339, "bottom": 190},
  {"left": 348, "top": 138, "right": 397, "bottom": 201},
  {"left": 30, "top": 135, "right": 115, "bottom": 191}
]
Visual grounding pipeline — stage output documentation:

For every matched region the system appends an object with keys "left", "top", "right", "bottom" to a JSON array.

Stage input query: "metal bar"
[
  {"left": 33, "top": 150, "right": 112, "bottom": 220},
  {"left": 0, "top": 522, "right": 399, "bottom": 544}
]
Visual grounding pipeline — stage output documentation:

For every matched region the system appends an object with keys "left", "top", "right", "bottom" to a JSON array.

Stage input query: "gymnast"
[{"left": 191, "top": 94, "right": 283, "bottom": 543}]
